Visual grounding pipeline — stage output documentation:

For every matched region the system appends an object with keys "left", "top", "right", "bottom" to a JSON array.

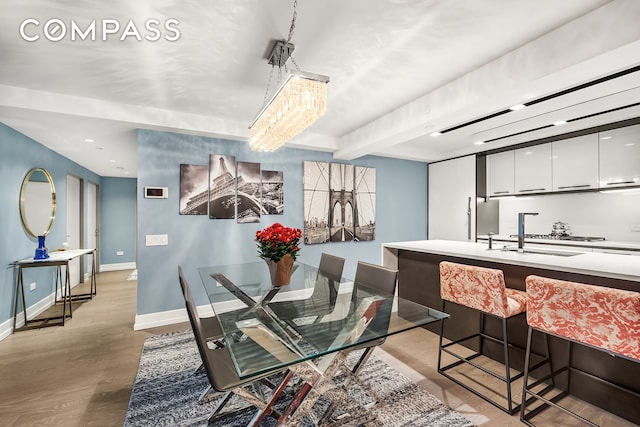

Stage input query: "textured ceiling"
[{"left": 1, "top": 0, "right": 639, "bottom": 177}]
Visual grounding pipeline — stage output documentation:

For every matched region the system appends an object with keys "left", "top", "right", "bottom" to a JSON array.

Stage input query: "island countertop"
[{"left": 383, "top": 240, "right": 640, "bottom": 283}]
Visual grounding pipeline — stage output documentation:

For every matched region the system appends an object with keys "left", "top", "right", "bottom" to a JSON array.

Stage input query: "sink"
[{"left": 501, "top": 247, "right": 583, "bottom": 257}]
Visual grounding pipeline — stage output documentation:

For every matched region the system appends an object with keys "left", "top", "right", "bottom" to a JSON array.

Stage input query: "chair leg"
[
  {"left": 351, "top": 347, "right": 375, "bottom": 376},
  {"left": 437, "top": 300, "right": 447, "bottom": 373},
  {"left": 520, "top": 326, "right": 535, "bottom": 425},
  {"left": 438, "top": 302, "right": 526, "bottom": 415},
  {"left": 198, "top": 385, "right": 213, "bottom": 404},
  {"left": 502, "top": 316, "right": 517, "bottom": 415},
  {"left": 208, "top": 391, "right": 234, "bottom": 423}
]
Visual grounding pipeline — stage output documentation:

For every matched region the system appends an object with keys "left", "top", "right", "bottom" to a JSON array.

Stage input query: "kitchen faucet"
[{"left": 518, "top": 212, "right": 539, "bottom": 253}]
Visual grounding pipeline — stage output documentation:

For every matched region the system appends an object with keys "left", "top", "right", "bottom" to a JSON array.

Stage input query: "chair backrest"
[
  {"left": 353, "top": 261, "right": 398, "bottom": 339},
  {"left": 318, "top": 253, "right": 346, "bottom": 281},
  {"left": 178, "top": 266, "right": 217, "bottom": 385},
  {"left": 354, "top": 261, "right": 398, "bottom": 296},
  {"left": 439, "top": 261, "right": 510, "bottom": 318},
  {"left": 526, "top": 275, "right": 640, "bottom": 361}
]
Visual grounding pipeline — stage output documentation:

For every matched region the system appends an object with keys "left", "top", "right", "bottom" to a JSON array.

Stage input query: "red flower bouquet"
[
  {"left": 256, "top": 222, "right": 302, "bottom": 262},
  {"left": 255, "top": 223, "right": 302, "bottom": 262}
]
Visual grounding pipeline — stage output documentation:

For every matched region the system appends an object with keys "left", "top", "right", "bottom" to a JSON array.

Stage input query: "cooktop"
[{"left": 508, "top": 234, "right": 606, "bottom": 242}]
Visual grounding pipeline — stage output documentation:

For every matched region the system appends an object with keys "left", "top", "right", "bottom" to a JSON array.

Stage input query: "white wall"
[{"left": 497, "top": 190, "right": 640, "bottom": 242}]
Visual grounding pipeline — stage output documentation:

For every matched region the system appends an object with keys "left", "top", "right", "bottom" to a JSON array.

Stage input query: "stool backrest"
[
  {"left": 439, "top": 261, "right": 510, "bottom": 318},
  {"left": 526, "top": 275, "right": 640, "bottom": 362}
]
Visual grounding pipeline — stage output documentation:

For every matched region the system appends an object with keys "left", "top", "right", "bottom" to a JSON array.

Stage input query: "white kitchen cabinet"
[
  {"left": 599, "top": 124, "right": 640, "bottom": 188},
  {"left": 428, "top": 155, "right": 476, "bottom": 241},
  {"left": 552, "top": 134, "right": 599, "bottom": 191},
  {"left": 514, "top": 144, "right": 552, "bottom": 194},
  {"left": 487, "top": 151, "right": 514, "bottom": 197}
]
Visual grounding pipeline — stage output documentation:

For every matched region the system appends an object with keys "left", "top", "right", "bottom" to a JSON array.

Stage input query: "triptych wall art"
[
  {"left": 179, "top": 157, "right": 376, "bottom": 245},
  {"left": 179, "top": 154, "right": 284, "bottom": 223},
  {"left": 303, "top": 161, "right": 376, "bottom": 245}
]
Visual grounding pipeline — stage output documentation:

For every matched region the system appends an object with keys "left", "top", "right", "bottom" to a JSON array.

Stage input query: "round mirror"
[{"left": 19, "top": 168, "right": 56, "bottom": 238}]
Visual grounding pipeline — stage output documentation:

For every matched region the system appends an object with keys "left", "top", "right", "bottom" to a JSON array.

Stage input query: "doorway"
[
  {"left": 66, "top": 174, "right": 82, "bottom": 286},
  {"left": 87, "top": 181, "right": 99, "bottom": 274}
]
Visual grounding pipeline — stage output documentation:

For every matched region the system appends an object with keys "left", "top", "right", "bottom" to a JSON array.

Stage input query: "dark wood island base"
[{"left": 384, "top": 244, "right": 640, "bottom": 424}]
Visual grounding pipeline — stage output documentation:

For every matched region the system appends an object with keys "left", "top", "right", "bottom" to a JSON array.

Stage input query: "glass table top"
[{"left": 198, "top": 261, "right": 447, "bottom": 379}]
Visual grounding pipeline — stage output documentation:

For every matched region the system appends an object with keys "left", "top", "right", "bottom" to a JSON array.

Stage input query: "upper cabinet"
[
  {"left": 599, "top": 124, "right": 640, "bottom": 188},
  {"left": 514, "top": 144, "right": 552, "bottom": 194},
  {"left": 552, "top": 134, "right": 599, "bottom": 191},
  {"left": 484, "top": 123, "right": 640, "bottom": 198},
  {"left": 487, "top": 151, "right": 514, "bottom": 196}
]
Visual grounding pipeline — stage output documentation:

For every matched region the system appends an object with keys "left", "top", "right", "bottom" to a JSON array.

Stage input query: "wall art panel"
[
  {"left": 237, "top": 161, "right": 262, "bottom": 223},
  {"left": 209, "top": 154, "right": 236, "bottom": 219},
  {"left": 261, "top": 170, "right": 284, "bottom": 215},
  {"left": 303, "top": 161, "right": 330, "bottom": 245},
  {"left": 179, "top": 164, "right": 209, "bottom": 215},
  {"left": 354, "top": 166, "right": 376, "bottom": 241}
]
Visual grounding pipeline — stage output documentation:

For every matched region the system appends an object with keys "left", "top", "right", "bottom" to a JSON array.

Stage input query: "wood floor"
[{"left": 0, "top": 270, "right": 634, "bottom": 426}]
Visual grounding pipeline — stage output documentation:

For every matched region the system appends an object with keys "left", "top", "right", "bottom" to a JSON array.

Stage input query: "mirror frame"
[{"left": 19, "top": 167, "right": 57, "bottom": 238}]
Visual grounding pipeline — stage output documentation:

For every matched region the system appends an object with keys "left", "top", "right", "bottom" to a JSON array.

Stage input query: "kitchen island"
[{"left": 382, "top": 240, "right": 640, "bottom": 423}]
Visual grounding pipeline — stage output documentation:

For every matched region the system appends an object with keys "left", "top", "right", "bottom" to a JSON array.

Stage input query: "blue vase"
[{"left": 34, "top": 235, "right": 49, "bottom": 260}]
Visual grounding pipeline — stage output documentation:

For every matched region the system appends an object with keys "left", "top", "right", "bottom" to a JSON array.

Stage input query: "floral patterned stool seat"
[
  {"left": 521, "top": 275, "right": 640, "bottom": 426},
  {"left": 438, "top": 261, "right": 528, "bottom": 415}
]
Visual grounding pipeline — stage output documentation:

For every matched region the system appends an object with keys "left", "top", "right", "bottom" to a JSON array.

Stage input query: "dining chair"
[
  {"left": 177, "top": 266, "right": 224, "bottom": 390},
  {"left": 345, "top": 261, "right": 398, "bottom": 375},
  {"left": 269, "top": 253, "right": 345, "bottom": 321},
  {"left": 178, "top": 267, "right": 225, "bottom": 346},
  {"left": 178, "top": 266, "right": 290, "bottom": 424},
  {"left": 317, "top": 261, "right": 397, "bottom": 425}
]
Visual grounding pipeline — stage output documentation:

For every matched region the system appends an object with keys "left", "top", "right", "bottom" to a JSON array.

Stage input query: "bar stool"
[
  {"left": 522, "top": 275, "right": 640, "bottom": 426},
  {"left": 438, "top": 261, "right": 528, "bottom": 414}
]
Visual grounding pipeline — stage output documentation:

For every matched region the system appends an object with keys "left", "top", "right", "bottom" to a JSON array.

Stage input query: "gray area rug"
[{"left": 124, "top": 330, "right": 475, "bottom": 426}]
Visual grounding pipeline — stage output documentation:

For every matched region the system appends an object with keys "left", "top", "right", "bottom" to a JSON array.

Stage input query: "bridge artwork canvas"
[{"left": 303, "top": 161, "right": 376, "bottom": 245}]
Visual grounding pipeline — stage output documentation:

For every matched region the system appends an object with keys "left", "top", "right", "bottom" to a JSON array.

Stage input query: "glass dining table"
[{"left": 198, "top": 260, "right": 448, "bottom": 425}]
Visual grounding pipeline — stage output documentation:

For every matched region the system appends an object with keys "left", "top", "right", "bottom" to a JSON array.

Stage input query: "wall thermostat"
[{"left": 144, "top": 187, "right": 168, "bottom": 199}]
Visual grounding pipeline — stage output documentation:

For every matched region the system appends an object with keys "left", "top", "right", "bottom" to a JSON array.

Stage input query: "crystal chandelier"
[{"left": 249, "top": 1, "right": 329, "bottom": 152}]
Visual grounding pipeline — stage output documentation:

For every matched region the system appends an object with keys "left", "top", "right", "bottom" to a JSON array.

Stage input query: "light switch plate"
[{"left": 146, "top": 234, "right": 168, "bottom": 246}]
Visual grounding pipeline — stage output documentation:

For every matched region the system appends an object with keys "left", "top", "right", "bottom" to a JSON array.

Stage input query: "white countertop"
[
  {"left": 383, "top": 240, "right": 640, "bottom": 283},
  {"left": 476, "top": 234, "right": 640, "bottom": 251}
]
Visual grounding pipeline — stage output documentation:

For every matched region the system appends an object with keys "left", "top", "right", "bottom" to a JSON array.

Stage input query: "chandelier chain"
[
  {"left": 262, "top": 64, "right": 276, "bottom": 107},
  {"left": 286, "top": 0, "right": 301, "bottom": 71},
  {"left": 286, "top": 0, "right": 298, "bottom": 43}
]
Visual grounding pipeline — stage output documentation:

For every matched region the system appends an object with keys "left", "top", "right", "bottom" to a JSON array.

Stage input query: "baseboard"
[
  {"left": 0, "top": 293, "right": 56, "bottom": 341},
  {"left": 133, "top": 299, "right": 246, "bottom": 331},
  {"left": 100, "top": 262, "right": 137, "bottom": 272}
]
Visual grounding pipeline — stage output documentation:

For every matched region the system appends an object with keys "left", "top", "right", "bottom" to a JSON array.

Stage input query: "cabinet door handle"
[
  {"left": 606, "top": 181, "right": 635, "bottom": 185},
  {"left": 492, "top": 190, "right": 510, "bottom": 195},
  {"left": 557, "top": 184, "right": 591, "bottom": 189},
  {"left": 518, "top": 188, "right": 545, "bottom": 192}
]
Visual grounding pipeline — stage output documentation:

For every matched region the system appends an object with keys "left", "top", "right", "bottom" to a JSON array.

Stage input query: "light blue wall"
[
  {"left": 101, "top": 177, "right": 137, "bottom": 265},
  {"left": 137, "top": 129, "right": 428, "bottom": 315},
  {"left": 0, "top": 123, "right": 100, "bottom": 326}
]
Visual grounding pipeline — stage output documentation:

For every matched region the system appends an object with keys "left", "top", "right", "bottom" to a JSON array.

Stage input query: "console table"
[{"left": 13, "top": 248, "right": 97, "bottom": 332}]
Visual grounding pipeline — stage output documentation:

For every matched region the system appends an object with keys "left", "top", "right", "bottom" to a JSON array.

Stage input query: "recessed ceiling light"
[
  {"left": 430, "top": 131, "right": 442, "bottom": 137},
  {"left": 473, "top": 141, "right": 485, "bottom": 146},
  {"left": 84, "top": 138, "right": 94, "bottom": 143},
  {"left": 601, "top": 136, "right": 612, "bottom": 140},
  {"left": 553, "top": 120, "right": 568, "bottom": 126},
  {"left": 123, "top": 171, "right": 130, "bottom": 175},
  {"left": 109, "top": 159, "right": 116, "bottom": 163},
  {"left": 509, "top": 104, "right": 526, "bottom": 111}
]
